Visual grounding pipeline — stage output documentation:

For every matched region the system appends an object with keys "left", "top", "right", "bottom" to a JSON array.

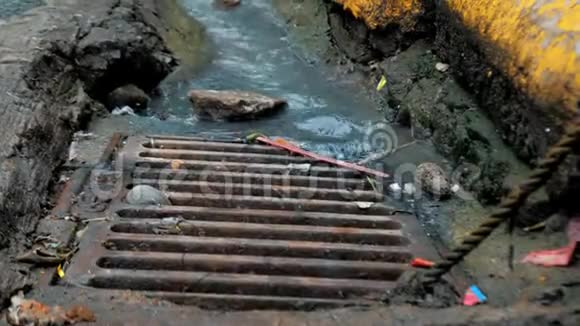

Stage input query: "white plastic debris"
[
  {"left": 73, "top": 131, "right": 95, "bottom": 140},
  {"left": 58, "top": 174, "right": 69, "bottom": 184},
  {"left": 435, "top": 62, "right": 450, "bottom": 72},
  {"left": 389, "top": 183, "right": 404, "bottom": 199},
  {"left": 389, "top": 183, "right": 402, "bottom": 192},
  {"left": 451, "top": 184, "right": 461, "bottom": 193},
  {"left": 403, "top": 183, "right": 416, "bottom": 196},
  {"left": 356, "top": 202, "right": 375, "bottom": 210},
  {"left": 112, "top": 106, "right": 136, "bottom": 116},
  {"left": 161, "top": 217, "right": 185, "bottom": 225},
  {"left": 389, "top": 183, "right": 402, "bottom": 197},
  {"left": 287, "top": 163, "right": 311, "bottom": 173},
  {"left": 67, "top": 141, "right": 78, "bottom": 162}
]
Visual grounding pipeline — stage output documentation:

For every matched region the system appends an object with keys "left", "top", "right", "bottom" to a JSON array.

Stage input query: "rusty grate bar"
[
  {"left": 134, "top": 159, "right": 359, "bottom": 177},
  {"left": 63, "top": 135, "right": 440, "bottom": 310}
]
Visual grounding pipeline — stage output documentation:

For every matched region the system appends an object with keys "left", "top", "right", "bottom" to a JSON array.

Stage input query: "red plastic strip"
[
  {"left": 411, "top": 258, "right": 435, "bottom": 268},
  {"left": 256, "top": 136, "right": 390, "bottom": 179}
]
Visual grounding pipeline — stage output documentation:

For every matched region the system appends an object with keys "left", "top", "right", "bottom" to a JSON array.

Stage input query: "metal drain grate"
[{"left": 64, "top": 135, "right": 439, "bottom": 310}]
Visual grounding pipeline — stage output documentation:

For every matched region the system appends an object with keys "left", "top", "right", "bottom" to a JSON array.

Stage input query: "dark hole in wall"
[{"left": 81, "top": 47, "right": 172, "bottom": 106}]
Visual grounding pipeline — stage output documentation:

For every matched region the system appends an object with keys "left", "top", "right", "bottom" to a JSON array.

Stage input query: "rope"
[{"left": 423, "top": 117, "right": 580, "bottom": 284}]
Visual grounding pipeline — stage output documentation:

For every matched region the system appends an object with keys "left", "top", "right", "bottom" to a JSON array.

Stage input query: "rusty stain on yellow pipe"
[
  {"left": 333, "top": 0, "right": 425, "bottom": 30},
  {"left": 446, "top": 0, "right": 579, "bottom": 115}
]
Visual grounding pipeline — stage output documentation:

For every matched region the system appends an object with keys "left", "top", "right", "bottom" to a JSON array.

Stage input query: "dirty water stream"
[{"left": 95, "top": 0, "right": 429, "bottom": 163}]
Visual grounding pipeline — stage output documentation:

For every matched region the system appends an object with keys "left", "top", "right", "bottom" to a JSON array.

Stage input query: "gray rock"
[
  {"left": 126, "top": 185, "right": 171, "bottom": 206},
  {"left": 107, "top": 84, "right": 151, "bottom": 111},
  {"left": 189, "top": 90, "right": 287, "bottom": 120},
  {"left": 213, "top": 0, "right": 241, "bottom": 9},
  {"left": 415, "top": 163, "right": 452, "bottom": 199}
]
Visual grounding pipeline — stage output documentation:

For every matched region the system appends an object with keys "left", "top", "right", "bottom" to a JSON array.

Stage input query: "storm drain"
[{"left": 63, "top": 135, "right": 439, "bottom": 310}]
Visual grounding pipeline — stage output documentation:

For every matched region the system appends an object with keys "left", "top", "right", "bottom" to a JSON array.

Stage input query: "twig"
[{"left": 358, "top": 141, "right": 418, "bottom": 165}]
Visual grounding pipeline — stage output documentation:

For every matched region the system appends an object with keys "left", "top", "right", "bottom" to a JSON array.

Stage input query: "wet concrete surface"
[{"left": 5, "top": 287, "right": 579, "bottom": 325}]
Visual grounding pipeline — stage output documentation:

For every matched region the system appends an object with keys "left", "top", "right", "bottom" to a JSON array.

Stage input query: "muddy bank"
[
  {"left": 434, "top": 4, "right": 579, "bottom": 215},
  {"left": 0, "top": 0, "right": 205, "bottom": 304},
  {"left": 274, "top": 0, "right": 529, "bottom": 206},
  {"left": 272, "top": 0, "right": 580, "bottom": 308},
  {"left": 275, "top": 0, "right": 578, "bottom": 218}
]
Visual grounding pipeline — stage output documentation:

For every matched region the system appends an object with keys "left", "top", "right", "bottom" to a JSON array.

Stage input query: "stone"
[
  {"left": 189, "top": 90, "right": 287, "bottom": 120},
  {"left": 214, "top": 0, "right": 241, "bottom": 9},
  {"left": 435, "top": 62, "right": 450, "bottom": 72},
  {"left": 126, "top": 185, "right": 171, "bottom": 206},
  {"left": 415, "top": 163, "right": 452, "bottom": 199},
  {"left": 403, "top": 183, "right": 416, "bottom": 196},
  {"left": 106, "top": 84, "right": 151, "bottom": 111}
]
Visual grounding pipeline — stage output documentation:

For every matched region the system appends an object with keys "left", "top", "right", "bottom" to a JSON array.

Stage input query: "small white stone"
[
  {"left": 356, "top": 202, "right": 374, "bottom": 210},
  {"left": 403, "top": 183, "right": 416, "bottom": 196},
  {"left": 288, "top": 163, "right": 311, "bottom": 173},
  {"left": 68, "top": 141, "right": 78, "bottom": 162},
  {"left": 127, "top": 185, "right": 171, "bottom": 206},
  {"left": 435, "top": 62, "right": 450, "bottom": 72},
  {"left": 73, "top": 131, "right": 95, "bottom": 140},
  {"left": 389, "top": 183, "right": 402, "bottom": 192}
]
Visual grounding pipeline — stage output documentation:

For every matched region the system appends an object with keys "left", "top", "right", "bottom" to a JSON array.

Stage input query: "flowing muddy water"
[
  {"left": 0, "top": 0, "right": 44, "bottom": 19},
  {"left": 95, "top": 0, "right": 431, "bottom": 163}
]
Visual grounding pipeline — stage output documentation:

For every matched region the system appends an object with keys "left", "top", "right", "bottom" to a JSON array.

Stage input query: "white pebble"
[
  {"left": 435, "top": 62, "right": 450, "bottom": 72},
  {"left": 403, "top": 183, "right": 416, "bottom": 196},
  {"left": 126, "top": 185, "right": 171, "bottom": 206},
  {"left": 389, "top": 183, "right": 402, "bottom": 192}
]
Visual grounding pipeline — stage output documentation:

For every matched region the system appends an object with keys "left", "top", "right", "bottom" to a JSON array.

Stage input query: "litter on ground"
[
  {"left": 463, "top": 285, "right": 487, "bottom": 306},
  {"left": 522, "top": 217, "right": 580, "bottom": 267},
  {"left": 6, "top": 292, "right": 96, "bottom": 325}
]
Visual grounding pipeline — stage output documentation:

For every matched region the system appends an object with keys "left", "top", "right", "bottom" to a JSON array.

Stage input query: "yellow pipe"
[
  {"left": 333, "top": 0, "right": 425, "bottom": 30},
  {"left": 446, "top": 0, "right": 579, "bottom": 116},
  {"left": 335, "top": 0, "right": 579, "bottom": 116}
]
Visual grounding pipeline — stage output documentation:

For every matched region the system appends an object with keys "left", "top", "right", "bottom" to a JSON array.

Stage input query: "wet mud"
[{"left": 272, "top": 0, "right": 580, "bottom": 309}]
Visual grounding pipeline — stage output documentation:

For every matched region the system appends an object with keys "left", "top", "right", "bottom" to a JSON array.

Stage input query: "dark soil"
[{"left": 434, "top": 4, "right": 579, "bottom": 215}]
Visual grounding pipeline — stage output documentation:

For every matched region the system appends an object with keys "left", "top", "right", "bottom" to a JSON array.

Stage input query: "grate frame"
[{"left": 63, "top": 135, "right": 441, "bottom": 310}]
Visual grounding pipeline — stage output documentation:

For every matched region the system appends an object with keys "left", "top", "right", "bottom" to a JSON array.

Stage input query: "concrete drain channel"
[{"left": 61, "top": 135, "right": 440, "bottom": 310}]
